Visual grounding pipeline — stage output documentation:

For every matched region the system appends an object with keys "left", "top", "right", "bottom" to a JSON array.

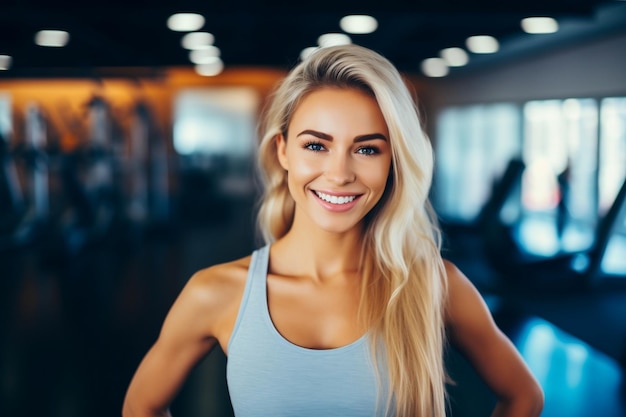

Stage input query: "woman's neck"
[{"left": 271, "top": 220, "right": 365, "bottom": 283}]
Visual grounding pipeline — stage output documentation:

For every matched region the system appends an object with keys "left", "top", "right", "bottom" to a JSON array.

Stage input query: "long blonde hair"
[{"left": 256, "top": 44, "right": 448, "bottom": 417}]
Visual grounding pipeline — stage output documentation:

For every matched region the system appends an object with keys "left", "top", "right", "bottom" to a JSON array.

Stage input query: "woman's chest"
[{"left": 266, "top": 274, "right": 364, "bottom": 350}]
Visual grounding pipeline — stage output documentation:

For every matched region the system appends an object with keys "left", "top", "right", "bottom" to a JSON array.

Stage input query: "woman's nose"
[{"left": 324, "top": 152, "right": 356, "bottom": 185}]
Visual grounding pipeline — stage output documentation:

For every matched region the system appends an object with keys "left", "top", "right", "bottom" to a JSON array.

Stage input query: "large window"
[
  {"left": 434, "top": 103, "right": 521, "bottom": 221},
  {"left": 435, "top": 96, "right": 623, "bottom": 274},
  {"left": 173, "top": 88, "right": 259, "bottom": 158},
  {"left": 173, "top": 87, "right": 260, "bottom": 200},
  {"left": 520, "top": 99, "right": 598, "bottom": 255},
  {"left": 172, "top": 88, "right": 261, "bottom": 222},
  {"left": 599, "top": 98, "right": 626, "bottom": 214}
]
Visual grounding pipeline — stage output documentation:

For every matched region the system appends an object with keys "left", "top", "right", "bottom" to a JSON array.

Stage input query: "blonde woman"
[{"left": 123, "top": 44, "right": 544, "bottom": 417}]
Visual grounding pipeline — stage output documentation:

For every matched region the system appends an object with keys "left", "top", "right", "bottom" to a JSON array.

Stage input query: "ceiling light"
[
  {"left": 189, "top": 46, "right": 221, "bottom": 64},
  {"left": 521, "top": 17, "right": 559, "bottom": 34},
  {"left": 440, "top": 47, "right": 469, "bottom": 67},
  {"left": 466, "top": 35, "right": 499, "bottom": 54},
  {"left": 34, "top": 30, "right": 69, "bottom": 47},
  {"left": 195, "top": 58, "right": 224, "bottom": 76},
  {"left": 317, "top": 33, "right": 352, "bottom": 48},
  {"left": 300, "top": 46, "right": 319, "bottom": 61},
  {"left": 181, "top": 32, "right": 215, "bottom": 50},
  {"left": 421, "top": 58, "right": 449, "bottom": 77},
  {"left": 167, "top": 13, "right": 205, "bottom": 32},
  {"left": 339, "top": 15, "right": 378, "bottom": 34},
  {"left": 0, "top": 55, "right": 12, "bottom": 70}
]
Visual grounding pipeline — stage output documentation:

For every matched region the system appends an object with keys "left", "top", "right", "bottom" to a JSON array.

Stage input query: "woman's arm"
[
  {"left": 122, "top": 266, "right": 235, "bottom": 417},
  {"left": 444, "top": 261, "right": 544, "bottom": 417}
]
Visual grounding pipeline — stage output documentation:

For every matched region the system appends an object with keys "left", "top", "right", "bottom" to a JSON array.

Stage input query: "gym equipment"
[
  {"left": 486, "top": 177, "right": 626, "bottom": 292},
  {"left": 440, "top": 158, "right": 525, "bottom": 261},
  {"left": 126, "top": 99, "right": 171, "bottom": 234},
  {"left": 38, "top": 93, "right": 120, "bottom": 263},
  {"left": 0, "top": 130, "right": 25, "bottom": 249},
  {"left": 0, "top": 103, "right": 51, "bottom": 251}
]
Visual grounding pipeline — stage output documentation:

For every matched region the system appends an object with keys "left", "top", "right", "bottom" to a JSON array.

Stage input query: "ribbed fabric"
[{"left": 226, "top": 244, "right": 388, "bottom": 417}]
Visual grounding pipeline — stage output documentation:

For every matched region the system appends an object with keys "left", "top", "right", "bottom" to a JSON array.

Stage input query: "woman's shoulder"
[
  {"left": 441, "top": 259, "right": 464, "bottom": 283},
  {"left": 187, "top": 253, "right": 254, "bottom": 301},
  {"left": 441, "top": 258, "right": 495, "bottom": 332},
  {"left": 168, "top": 252, "right": 256, "bottom": 346},
  {"left": 441, "top": 259, "right": 482, "bottom": 301}
]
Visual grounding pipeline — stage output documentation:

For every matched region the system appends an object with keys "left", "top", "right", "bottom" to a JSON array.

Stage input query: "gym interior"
[{"left": 1, "top": 2, "right": 626, "bottom": 417}]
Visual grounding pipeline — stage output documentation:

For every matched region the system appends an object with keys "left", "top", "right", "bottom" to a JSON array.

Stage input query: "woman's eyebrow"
[
  {"left": 296, "top": 130, "right": 388, "bottom": 142},
  {"left": 354, "top": 133, "right": 388, "bottom": 142},
  {"left": 296, "top": 129, "right": 332, "bottom": 140}
]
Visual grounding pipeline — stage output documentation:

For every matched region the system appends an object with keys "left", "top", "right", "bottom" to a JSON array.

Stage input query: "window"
[
  {"left": 599, "top": 98, "right": 626, "bottom": 214},
  {"left": 435, "top": 96, "right": 625, "bottom": 282},
  {"left": 434, "top": 103, "right": 521, "bottom": 222},
  {"left": 172, "top": 88, "right": 261, "bottom": 217},
  {"left": 520, "top": 99, "right": 598, "bottom": 255},
  {"left": 173, "top": 88, "right": 259, "bottom": 158}
]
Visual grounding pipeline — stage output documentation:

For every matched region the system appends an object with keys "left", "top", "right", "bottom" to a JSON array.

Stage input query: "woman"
[{"left": 122, "top": 44, "right": 544, "bottom": 417}]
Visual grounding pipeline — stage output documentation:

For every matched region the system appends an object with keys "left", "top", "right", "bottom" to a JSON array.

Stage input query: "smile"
[{"left": 314, "top": 191, "right": 358, "bottom": 205}]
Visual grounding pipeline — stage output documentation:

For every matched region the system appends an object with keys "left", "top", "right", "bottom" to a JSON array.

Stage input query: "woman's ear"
[{"left": 276, "top": 133, "right": 288, "bottom": 171}]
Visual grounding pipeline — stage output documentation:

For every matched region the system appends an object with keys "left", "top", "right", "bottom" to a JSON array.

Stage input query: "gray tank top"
[{"left": 226, "top": 244, "right": 390, "bottom": 417}]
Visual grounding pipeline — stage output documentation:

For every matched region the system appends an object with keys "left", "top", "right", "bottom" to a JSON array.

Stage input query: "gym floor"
[{"left": 1, "top": 197, "right": 625, "bottom": 417}]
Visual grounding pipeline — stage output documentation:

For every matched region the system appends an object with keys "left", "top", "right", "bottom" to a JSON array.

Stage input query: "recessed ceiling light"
[
  {"left": 300, "top": 46, "right": 319, "bottom": 61},
  {"left": 181, "top": 32, "right": 215, "bottom": 50},
  {"left": 0, "top": 55, "right": 12, "bottom": 70},
  {"left": 440, "top": 47, "right": 469, "bottom": 67},
  {"left": 195, "top": 58, "right": 224, "bottom": 76},
  {"left": 34, "top": 30, "right": 69, "bottom": 47},
  {"left": 167, "top": 13, "right": 205, "bottom": 32},
  {"left": 466, "top": 35, "right": 499, "bottom": 54},
  {"left": 317, "top": 33, "right": 352, "bottom": 48},
  {"left": 421, "top": 58, "right": 449, "bottom": 77},
  {"left": 189, "top": 46, "right": 221, "bottom": 64},
  {"left": 521, "top": 17, "right": 559, "bottom": 34},
  {"left": 339, "top": 15, "right": 378, "bottom": 34}
]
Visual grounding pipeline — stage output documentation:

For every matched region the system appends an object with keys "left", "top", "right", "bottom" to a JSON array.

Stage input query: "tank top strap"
[
  {"left": 249, "top": 243, "right": 270, "bottom": 293},
  {"left": 227, "top": 244, "right": 270, "bottom": 353}
]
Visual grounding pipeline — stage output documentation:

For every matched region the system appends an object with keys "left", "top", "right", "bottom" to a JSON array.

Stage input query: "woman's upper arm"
[
  {"left": 444, "top": 261, "right": 544, "bottom": 410},
  {"left": 122, "top": 269, "right": 225, "bottom": 416}
]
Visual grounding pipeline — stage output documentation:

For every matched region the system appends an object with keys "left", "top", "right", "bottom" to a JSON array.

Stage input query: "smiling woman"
[
  {"left": 275, "top": 87, "right": 392, "bottom": 234},
  {"left": 122, "top": 44, "right": 544, "bottom": 417}
]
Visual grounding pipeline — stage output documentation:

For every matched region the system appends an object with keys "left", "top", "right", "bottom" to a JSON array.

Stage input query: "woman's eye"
[
  {"left": 305, "top": 142, "right": 325, "bottom": 152},
  {"left": 357, "top": 146, "right": 379, "bottom": 155}
]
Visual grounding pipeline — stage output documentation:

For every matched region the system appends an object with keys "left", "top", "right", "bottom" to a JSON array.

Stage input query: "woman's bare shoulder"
[
  {"left": 162, "top": 253, "right": 254, "bottom": 349},
  {"left": 186, "top": 254, "right": 253, "bottom": 306}
]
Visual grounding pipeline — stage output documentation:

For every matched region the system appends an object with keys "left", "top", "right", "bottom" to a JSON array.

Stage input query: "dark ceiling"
[{"left": 1, "top": 0, "right": 625, "bottom": 78}]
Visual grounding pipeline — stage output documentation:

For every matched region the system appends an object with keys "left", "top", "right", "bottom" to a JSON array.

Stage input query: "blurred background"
[{"left": 1, "top": 1, "right": 626, "bottom": 416}]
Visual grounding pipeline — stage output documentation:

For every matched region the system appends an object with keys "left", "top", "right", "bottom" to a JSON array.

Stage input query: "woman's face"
[{"left": 276, "top": 87, "right": 392, "bottom": 235}]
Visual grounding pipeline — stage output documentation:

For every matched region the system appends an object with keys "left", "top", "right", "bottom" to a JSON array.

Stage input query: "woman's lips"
[{"left": 312, "top": 190, "right": 362, "bottom": 212}]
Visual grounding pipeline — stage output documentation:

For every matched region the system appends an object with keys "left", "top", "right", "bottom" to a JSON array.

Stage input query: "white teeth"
[{"left": 315, "top": 191, "right": 356, "bottom": 205}]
